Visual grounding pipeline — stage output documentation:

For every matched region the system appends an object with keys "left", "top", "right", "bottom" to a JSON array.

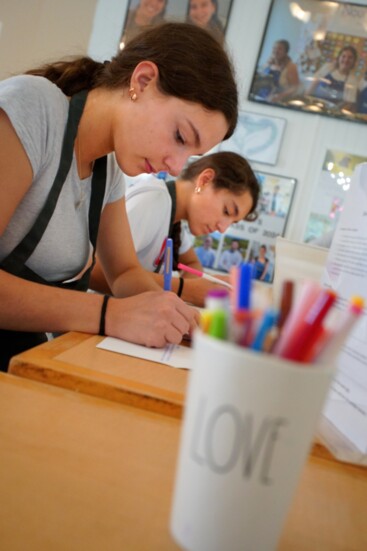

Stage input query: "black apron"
[
  {"left": 0, "top": 90, "right": 107, "bottom": 371},
  {"left": 153, "top": 180, "right": 178, "bottom": 274}
]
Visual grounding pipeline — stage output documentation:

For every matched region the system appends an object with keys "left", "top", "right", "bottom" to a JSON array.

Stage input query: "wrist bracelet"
[
  {"left": 99, "top": 294, "right": 110, "bottom": 336},
  {"left": 177, "top": 276, "right": 184, "bottom": 298}
]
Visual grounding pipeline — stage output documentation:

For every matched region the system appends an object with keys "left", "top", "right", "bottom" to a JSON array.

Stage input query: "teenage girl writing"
[
  {"left": 90, "top": 152, "right": 260, "bottom": 306},
  {"left": 0, "top": 23, "right": 238, "bottom": 370}
]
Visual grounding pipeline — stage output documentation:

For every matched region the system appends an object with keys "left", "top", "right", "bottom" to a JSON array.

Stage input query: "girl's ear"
[
  {"left": 129, "top": 61, "right": 159, "bottom": 94},
  {"left": 197, "top": 168, "right": 216, "bottom": 188}
]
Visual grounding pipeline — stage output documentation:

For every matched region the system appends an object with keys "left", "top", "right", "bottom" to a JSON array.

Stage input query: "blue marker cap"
[{"left": 237, "top": 262, "right": 253, "bottom": 310}]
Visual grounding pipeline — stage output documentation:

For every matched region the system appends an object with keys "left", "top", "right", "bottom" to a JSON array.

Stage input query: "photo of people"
[
  {"left": 217, "top": 238, "right": 244, "bottom": 272},
  {"left": 194, "top": 234, "right": 218, "bottom": 268},
  {"left": 119, "top": 0, "right": 168, "bottom": 48},
  {"left": 186, "top": 0, "right": 225, "bottom": 45},
  {"left": 248, "top": 0, "right": 367, "bottom": 124},
  {"left": 248, "top": 242, "right": 275, "bottom": 283},
  {"left": 119, "top": 0, "right": 234, "bottom": 49}
]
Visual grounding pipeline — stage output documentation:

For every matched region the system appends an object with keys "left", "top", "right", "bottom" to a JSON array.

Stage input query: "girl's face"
[
  {"left": 139, "top": 0, "right": 166, "bottom": 20},
  {"left": 272, "top": 42, "right": 287, "bottom": 63},
  {"left": 186, "top": 180, "right": 254, "bottom": 236},
  {"left": 114, "top": 75, "right": 228, "bottom": 177},
  {"left": 189, "top": 0, "right": 216, "bottom": 27},
  {"left": 338, "top": 50, "right": 356, "bottom": 74}
]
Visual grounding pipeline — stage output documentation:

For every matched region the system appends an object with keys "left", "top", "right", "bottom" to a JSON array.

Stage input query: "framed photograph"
[
  {"left": 248, "top": 0, "right": 367, "bottom": 125},
  {"left": 184, "top": 0, "right": 234, "bottom": 44},
  {"left": 218, "top": 111, "right": 286, "bottom": 165},
  {"left": 190, "top": 171, "right": 297, "bottom": 283},
  {"left": 119, "top": 0, "right": 234, "bottom": 49},
  {"left": 303, "top": 149, "right": 367, "bottom": 245}
]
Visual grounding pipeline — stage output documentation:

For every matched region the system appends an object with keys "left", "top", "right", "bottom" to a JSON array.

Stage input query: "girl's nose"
[
  {"left": 217, "top": 220, "right": 231, "bottom": 233},
  {"left": 164, "top": 151, "right": 193, "bottom": 177}
]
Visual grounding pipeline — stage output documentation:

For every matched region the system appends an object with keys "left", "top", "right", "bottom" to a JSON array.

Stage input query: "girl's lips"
[{"left": 144, "top": 159, "right": 155, "bottom": 173}]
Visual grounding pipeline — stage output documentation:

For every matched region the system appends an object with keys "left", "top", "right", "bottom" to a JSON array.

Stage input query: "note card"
[{"left": 97, "top": 337, "right": 193, "bottom": 369}]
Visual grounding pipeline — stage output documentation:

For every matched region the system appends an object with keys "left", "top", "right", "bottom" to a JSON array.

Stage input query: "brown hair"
[
  {"left": 180, "top": 151, "right": 260, "bottom": 219},
  {"left": 26, "top": 22, "right": 238, "bottom": 139}
]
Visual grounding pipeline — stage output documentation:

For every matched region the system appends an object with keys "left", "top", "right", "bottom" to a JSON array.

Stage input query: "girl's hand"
[{"left": 106, "top": 291, "right": 198, "bottom": 348}]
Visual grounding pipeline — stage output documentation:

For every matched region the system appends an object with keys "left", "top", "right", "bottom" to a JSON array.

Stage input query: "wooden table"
[
  {"left": 6, "top": 332, "right": 358, "bottom": 463},
  {"left": 9, "top": 331, "right": 188, "bottom": 418},
  {"left": 0, "top": 372, "right": 366, "bottom": 551}
]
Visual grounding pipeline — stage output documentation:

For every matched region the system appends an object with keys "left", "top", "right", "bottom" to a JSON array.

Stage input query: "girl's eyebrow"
[{"left": 187, "top": 120, "right": 200, "bottom": 147}]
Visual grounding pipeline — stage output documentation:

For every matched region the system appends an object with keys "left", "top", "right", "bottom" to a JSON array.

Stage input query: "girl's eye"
[
  {"left": 224, "top": 207, "right": 230, "bottom": 216},
  {"left": 176, "top": 130, "right": 185, "bottom": 145}
]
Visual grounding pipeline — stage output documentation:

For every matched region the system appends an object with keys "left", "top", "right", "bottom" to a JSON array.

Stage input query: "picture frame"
[
  {"left": 191, "top": 171, "right": 297, "bottom": 283},
  {"left": 119, "top": 0, "right": 234, "bottom": 49},
  {"left": 248, "top": 0, "right": 367, "bottom": 125},
  {"left": 218, "top": 111, "right": 286, "bottom": 165}
]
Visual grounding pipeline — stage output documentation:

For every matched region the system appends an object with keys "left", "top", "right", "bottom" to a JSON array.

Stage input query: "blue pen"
[
  {"left": 250, "top": 308, "right": 278, "bottom": 351},
  {"left": 163, "top": 238, "right": 173, "bottom": 291}
]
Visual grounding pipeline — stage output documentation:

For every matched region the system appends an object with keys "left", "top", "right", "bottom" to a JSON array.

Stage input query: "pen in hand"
[{"left": 163, "top": 238, "right": 173, "bottom": 291}]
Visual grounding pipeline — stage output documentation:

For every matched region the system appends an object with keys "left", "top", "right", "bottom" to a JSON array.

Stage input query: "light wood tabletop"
[
  {"left": 0, "top": 372, "right": 366, "bottom": 551},
  {"left": 9, "top": 331, "right": 188, "bottom": 418},
  {"left": 6, "top": 331, "right": 359, "bottom": 464}
]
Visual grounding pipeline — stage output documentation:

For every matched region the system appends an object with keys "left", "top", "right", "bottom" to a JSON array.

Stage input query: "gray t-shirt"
[{"left": 0, "top": 75, "right": 125, "bottom": 282}]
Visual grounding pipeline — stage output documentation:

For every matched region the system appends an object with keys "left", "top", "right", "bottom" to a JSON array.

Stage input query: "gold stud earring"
[
  {"left": 195, "top": 187, "right": 201, "bottom": 194},
  {"left": 129, "top": 87, "right": 137, "bottom": 101}
]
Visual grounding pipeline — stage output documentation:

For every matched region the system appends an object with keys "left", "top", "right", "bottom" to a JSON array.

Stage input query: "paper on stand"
[
  {"left": 319, "top": 162, "right": 367, "bottom": 464},
  {"left": 97, "top": 337, "right": 193, "bottom": 369}
]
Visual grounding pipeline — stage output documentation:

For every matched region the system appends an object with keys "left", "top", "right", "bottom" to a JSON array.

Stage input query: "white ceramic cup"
[{"left": 170, "top": 330, "right": 336, "bottom": 551}]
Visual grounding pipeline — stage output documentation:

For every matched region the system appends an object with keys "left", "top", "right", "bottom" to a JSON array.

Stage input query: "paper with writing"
[
  {"left": 97, "top": 337, "right": 192, "bottom": 369},
  {"left": 320, "top": 162, "right": 367, "bottom": 460}
]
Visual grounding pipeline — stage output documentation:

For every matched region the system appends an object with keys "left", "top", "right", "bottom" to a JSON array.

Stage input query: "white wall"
[
  {"left": 1, "top": 0, "right": 366, "bottom": 243},
  {"left": 0, "top": 0, "right": 97, "bottom": 79}
]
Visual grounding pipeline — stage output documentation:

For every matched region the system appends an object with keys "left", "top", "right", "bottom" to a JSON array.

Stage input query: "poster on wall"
[
  {"left": 191, "top": 172, "right": 297, "bottom": 283},
  {"left": 219, "top": 111, "right": 287, "bottom": 165},
  {"left": 118, "top": 0, "right": 234, "bottom": 49},
  {"left": 248, "top": 0, "right": 367, "bottom": 125},
  {"left": 304, "top": 149, "right": 367, "bottom": 245}
]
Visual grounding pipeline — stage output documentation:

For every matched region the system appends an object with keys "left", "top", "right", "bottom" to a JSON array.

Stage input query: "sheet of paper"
[
  {"left": 320, "top": 162, "right": 367, "bottom": 458},
  {"left": 97, "top": 337, "right": 193, "bottom": 369}
]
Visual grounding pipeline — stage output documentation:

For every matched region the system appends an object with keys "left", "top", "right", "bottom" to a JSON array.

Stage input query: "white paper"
[
  {"left": 97, "top": 337, "right": 193, "bottom": 369},
  {"left": 320, "top": 162, "right": 367, "bottom": 458}
]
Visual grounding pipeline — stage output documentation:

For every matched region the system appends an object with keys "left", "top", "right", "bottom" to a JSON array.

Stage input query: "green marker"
[{"left": 208, "top": 309, "right": 228, "bottom": 340}]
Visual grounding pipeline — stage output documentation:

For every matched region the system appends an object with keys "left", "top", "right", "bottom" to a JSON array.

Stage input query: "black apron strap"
[
  {"left": 166, "top": 180, "right": 177, "bottom": 238},
  {"left": 7, "top": 154, "right": 107, "bottom": 292},
  {"left": 0, "top": 89, "right": 108, "bottom": 370},
  {"left": 154, "top": 180, "right": 177, "bottom": 274},
  {"left": 0, "top": 91, "right": 88, "bottom": 274},
  {"left": 0, "top": 90, "right": 107, "bottom": 292}
]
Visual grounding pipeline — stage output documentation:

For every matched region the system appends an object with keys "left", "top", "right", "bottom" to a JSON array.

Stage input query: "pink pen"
[
  {"left": 278, "top": 288, "right": 337, "bottom": 363},
  {"left": 273, "top": 281, "right": 321, "bottom": 357},
  {"left": 177, "top": 263, "right": 232, "bottom": 289},
  {"left": 315, "top": 296, "right": 365, "bottom": 364}
]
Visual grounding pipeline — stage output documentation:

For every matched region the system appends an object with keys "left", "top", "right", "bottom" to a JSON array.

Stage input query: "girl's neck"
[
  {"left": 75, "top": 88, "right": 117, "bottom": 173},
  {"left": 173, "top": 178, "right": 191, "bottom": 223}
]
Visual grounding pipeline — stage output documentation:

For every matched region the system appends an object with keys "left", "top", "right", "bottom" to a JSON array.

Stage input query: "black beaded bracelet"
[
  {"left": 99, "top": 294, "right": 111, "bottom": 336},
  {"left": 177, "top": 276, "right": 184, "bottom": 298}
]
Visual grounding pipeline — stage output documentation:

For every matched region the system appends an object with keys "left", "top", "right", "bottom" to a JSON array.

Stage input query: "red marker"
[{"left": 278, "top": 289, "right": 337, "bottom": 363}]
